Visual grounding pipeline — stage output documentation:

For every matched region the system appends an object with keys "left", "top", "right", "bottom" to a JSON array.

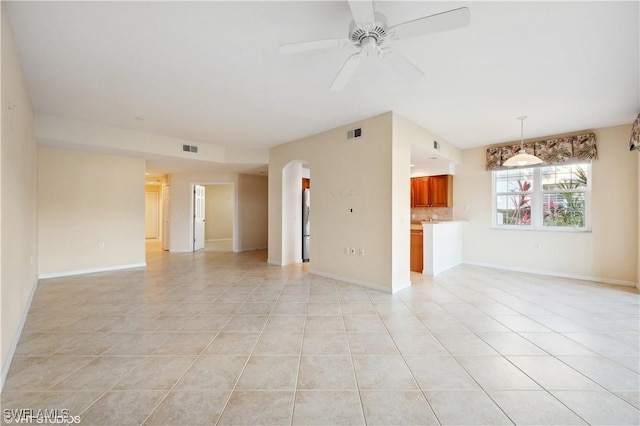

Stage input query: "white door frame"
[
  {"left": 189, "top": 181, "right": 237, "bottom": 252},
  {"left": 193, "top": 184, "right": 206, "bottom": 251},
  {"left": 162, "top": 185, "right": 171, "bottom": 251}
]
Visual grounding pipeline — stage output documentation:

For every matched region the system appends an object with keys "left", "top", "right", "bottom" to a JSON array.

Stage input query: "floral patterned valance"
[
  {"left": 486, "top": 133, "right": 597, "bottom": 170},
  {"left": 630, "top": 114, "right": 640, "bottom": 152}
]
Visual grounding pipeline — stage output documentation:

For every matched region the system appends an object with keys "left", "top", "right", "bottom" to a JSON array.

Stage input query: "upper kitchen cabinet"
[
  {"left": 411, "top": 175, "right": 453, "bottom": 207},
  {"left": 429, "top": 175, "right": 453, "bottom": 207},
  {"left": 411, "top": 177, "right": 429, "bottom": 207}
]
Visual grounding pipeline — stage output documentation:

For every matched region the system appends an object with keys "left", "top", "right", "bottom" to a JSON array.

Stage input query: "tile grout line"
[
  {"left": 403, "top": 293, "right": 517, "bottom": 426},
  {"left": 214, "top": 272, "right": 280, "bottom": 426},
  {"left": 421, "top": 282, "right": 604, "bottom": 425},
  {"left": 343, "top": 289, "right": 368, "bottom": 426},
  {"left": 378, "top": 294, "right": 444, "bottom": 426},
  {"left": 140, "top": 263, "right": 261, "bottom": 425},
  {"left": 137, "top": 314, "right": 227, "bottom": 424},
  {"left": 288, "top": 274, "right": 310, "bottom": 426}
]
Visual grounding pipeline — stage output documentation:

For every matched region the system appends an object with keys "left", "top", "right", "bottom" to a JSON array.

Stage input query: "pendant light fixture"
[{"left": 503, "top": 116, "right": 543, "bottom": 167}]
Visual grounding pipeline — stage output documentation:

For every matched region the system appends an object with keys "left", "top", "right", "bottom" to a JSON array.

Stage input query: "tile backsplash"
[{"left": 411, "top": 207, "right": 453, "bottom": 222}]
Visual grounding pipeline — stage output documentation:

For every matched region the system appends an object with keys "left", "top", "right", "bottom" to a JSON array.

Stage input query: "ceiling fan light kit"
[
  {"left": 278, "top": 1, "right": 470, "bottom": 91},
  {"left": 503, "top": 116, "right": 544, "bottom": 167}
]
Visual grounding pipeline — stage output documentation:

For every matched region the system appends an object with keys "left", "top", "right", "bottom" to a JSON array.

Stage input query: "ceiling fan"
[{"left": 279, "top": 1, "right": 470, "bottom": 91}]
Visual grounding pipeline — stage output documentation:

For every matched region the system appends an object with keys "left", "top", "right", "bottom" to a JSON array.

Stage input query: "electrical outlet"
[
  {"left": 350, "top": 248, "right": 356, "bottom": 255},
  {"left": 99, "top": 241, "right": 105, "bottom": 248},
  {"left": 344, "top": 247, "right": 350, "bottom": 255},
  {"left": 358, "top": 249, "right": 365, "bottom": 256},
  {"left": 534, "top": 242, "right": 541, "bottom": 249}
]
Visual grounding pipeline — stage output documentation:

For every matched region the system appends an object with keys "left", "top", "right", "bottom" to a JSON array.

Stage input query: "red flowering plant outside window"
[{"left": 495, "top": 169, "right": 533, "bottom": 227}]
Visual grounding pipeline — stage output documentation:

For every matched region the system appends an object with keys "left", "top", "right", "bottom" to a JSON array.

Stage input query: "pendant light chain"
[
  {"left": 518, "top": 116, "right": 527, "bottom": 152},
  {"left": 503, "top": 115, "right": 543, "bottom": 167}
]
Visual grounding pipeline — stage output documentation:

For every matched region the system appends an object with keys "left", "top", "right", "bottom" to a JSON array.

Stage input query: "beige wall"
[
  {"left": 38, "top": 146, "right": 146, "bottom": 276},
  {"left": 205, "top": 184, "right": 234, "bottom": 240},
  {"left": 237, "top": 174, "right": 268, "bottom": 251},
  {"left": 638, "top": 150, "right": 640, "bottom": 289},
  {"left": 456, "top": 124, "right": 638, "bottom": 285},
  {"left": 269, "top": 113, "right": 394, "bottom": 291},
  {"left": 268, "top": 112, "right": 460, "bottom": 292},
  {"left": 1, "top": 5, "right": 39, "bottom": 388}
]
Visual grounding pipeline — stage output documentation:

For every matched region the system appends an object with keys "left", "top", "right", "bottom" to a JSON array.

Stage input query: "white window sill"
[{"left": 491, "top": 225, "right": 592, "bottom": 233}]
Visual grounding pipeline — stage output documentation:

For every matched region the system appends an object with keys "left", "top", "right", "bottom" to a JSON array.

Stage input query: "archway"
[{"left": 281, "top": 160, "right": 310, "bottom": 265}]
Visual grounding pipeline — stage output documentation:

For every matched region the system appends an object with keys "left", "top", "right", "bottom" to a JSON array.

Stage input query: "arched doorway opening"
[{"left": 281, "top": 160, "right": 310, "bottom": 265}]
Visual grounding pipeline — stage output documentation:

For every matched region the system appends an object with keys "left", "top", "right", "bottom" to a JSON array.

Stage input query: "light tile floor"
[{"left": 2, "top": 246, "right": 639, "bottom": 425}]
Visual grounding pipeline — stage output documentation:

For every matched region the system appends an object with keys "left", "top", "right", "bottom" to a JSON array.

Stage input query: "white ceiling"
[{"left": 6, "top": 1, "right": 639, "bottom": 171}]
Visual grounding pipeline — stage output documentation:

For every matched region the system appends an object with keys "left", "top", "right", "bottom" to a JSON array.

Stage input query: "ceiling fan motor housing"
[{"left": 349, "top": 12, "right": 388, "bottom": 47}]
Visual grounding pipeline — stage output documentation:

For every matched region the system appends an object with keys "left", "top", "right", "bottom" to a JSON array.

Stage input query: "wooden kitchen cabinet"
[
  {"left": 411, "top": 177, "right": 429, "bottom": 207},
  {"left": 410, "top": 230, "right": 423, "bottom": 272},
  {"left": 411, "top": 175, "right": 453, "bottom": 207},
  {"left": 429, "top": 175, "right": 453, "bottom": 207}
]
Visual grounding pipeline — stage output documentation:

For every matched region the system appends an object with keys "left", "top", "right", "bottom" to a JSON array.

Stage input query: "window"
[{"left": 493, "top": 163, "right": 590, "bottom": 231}]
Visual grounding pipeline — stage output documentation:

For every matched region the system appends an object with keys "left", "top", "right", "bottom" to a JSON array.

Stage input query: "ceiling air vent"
[
  {"left": 347, "top": 128, "right": 362, "bottom": 140},
  {"left": 433, "top": 140, "right": 440, "bottom": 150},
  {"left": 182, "top": 144, "right": 198, "bottom": 153}
]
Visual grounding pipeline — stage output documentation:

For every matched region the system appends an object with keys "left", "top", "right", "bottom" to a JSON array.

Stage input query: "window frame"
[{"left": 491, "top": 162, "right": 592, "bottom": 232}]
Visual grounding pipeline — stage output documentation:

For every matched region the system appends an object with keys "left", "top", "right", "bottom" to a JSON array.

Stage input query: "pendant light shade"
[{"left": 503, "top": 116, "right": 543, "bottom": 167}]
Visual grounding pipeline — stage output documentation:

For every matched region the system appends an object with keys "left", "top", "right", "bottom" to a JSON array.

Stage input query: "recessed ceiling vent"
[
  {"left": 433, "top": 140, "right": 440, "bottom": 150},
  {"left": 182, "top": 144, "right": 198, "bottom": 153},
  {"left": 347, "top": 128, "right": 362, "bottom": 140}
]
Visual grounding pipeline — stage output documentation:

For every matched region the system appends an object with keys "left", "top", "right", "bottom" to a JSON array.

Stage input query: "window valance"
[
  {"left": 485, "top": 133, "right": 597, "bottom": 170},
  {"left": 630, "top": 114, "right": 640, "bottom": 152}
]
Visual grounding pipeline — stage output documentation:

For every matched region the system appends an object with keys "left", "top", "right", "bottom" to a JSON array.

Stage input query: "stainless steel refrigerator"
[{"left": 302, "top": 188, "right": 310, "bottom": 262}]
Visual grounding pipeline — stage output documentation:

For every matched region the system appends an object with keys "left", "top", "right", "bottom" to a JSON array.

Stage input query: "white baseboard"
[
  {"left": 1, "top": 277, "right": 38, "bottom": 391},
  {"left": 462, "top": 261, "right": 638, "bottom": 287},
  {"left": 206, "top": 238, "right": 232, "bottom": 242},
  {"left": 309, "top": 269, "right": 392, "bottom": 294},
  {"left": 392, "top": 280, "right": 412, "bottom": 293},
  {"left": 38, "top": 262, "right": 147, "bottom": 280},
  {"left": 235, "top": 246, "right": 267, "bottom": 253},
  {"left": 267, "top": 258, "right": 303, "bottom": 266}
]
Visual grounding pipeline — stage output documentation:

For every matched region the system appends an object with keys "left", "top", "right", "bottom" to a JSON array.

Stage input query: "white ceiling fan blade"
[
  {"left": 330, "top": 52, "right": 364, "bottom": 92},
  {"left": 348, "top": 0, "right": 375, "bottom": 27},
  {"left": 389, "top": 7, "right": 470, "bottom": 40},
  {"left": 380, "top": 47, "right": 424, "bottom": 84},
  {"left": 278, "top": 38, "right": 349, "bottom": 54}
]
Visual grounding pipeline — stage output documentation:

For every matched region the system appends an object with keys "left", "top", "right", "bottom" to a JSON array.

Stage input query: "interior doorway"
[
  {"left": 193, "top": 184, "right": 206, "bottom": 251},
  {"left": 145, "top": 174, "right": 170, "bottom": 253},
  {"left": 145, "top": 191, "right": 159, "bottom": 239},
  {"left": 191, "top": 182, "right": 235, "bottom": 252},
  {"left": 281, "top": 161, "right": 310, "bottom": 265}
]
